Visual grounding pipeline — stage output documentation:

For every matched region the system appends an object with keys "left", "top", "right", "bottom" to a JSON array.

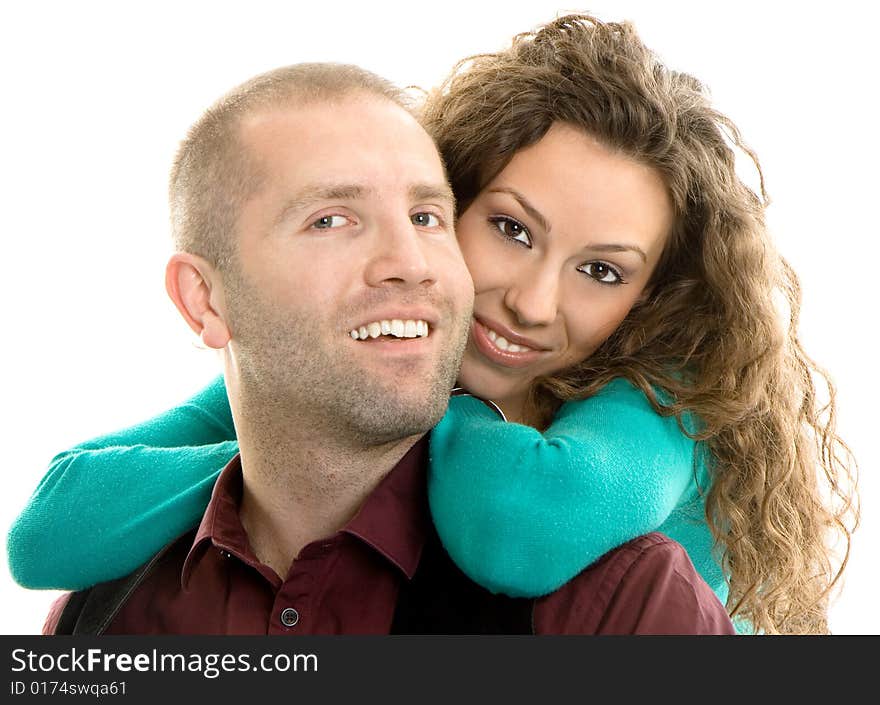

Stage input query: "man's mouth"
[{"left": 348, "top": 319, "right": 430, "bottom": 341}]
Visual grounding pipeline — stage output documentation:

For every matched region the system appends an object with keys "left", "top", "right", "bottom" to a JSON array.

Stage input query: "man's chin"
[{"left": 343, "top": 382, "right": 452, "bottom": 442}]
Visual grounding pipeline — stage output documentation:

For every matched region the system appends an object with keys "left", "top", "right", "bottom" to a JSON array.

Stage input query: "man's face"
[{"left": 221, "top": 95, "right": 474, "bottom": 445}]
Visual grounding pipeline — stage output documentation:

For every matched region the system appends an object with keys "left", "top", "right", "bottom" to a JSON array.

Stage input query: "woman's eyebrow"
[
  {"left": 584, "top": 243, "right": 648, "bottom": 262},
  {"left": 487, "top": 186, "right": 648, "bottom": 262},
  {"left": 487, "top": 187, "right": 551, "bottom": 233}
]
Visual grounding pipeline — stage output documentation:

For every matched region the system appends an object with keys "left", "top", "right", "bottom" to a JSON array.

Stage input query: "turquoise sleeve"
[
  {"left": 428, "top": 378, "right": 706, "bottom": 598},
  {"left": 7, "top": 375, "right": 238, "bottom": 590}
]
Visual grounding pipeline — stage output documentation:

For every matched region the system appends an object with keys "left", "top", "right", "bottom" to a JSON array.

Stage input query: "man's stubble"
[{"left": 222, "top": 265, "right": 471, "bottom": 450}]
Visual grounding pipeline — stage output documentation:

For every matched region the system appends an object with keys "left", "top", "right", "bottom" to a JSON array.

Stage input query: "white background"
[{"left": 1, "top": 0, "right": 876, "bottom": 634}]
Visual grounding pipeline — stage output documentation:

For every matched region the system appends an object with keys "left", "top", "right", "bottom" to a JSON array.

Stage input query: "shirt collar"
[
  {"left": 180, "top": 454, "right": 259, "bottom": 589},
  {"left": 180, "top": 436, "right": 431, "bottom": 588},
  {"left": 342, "top": 436, "right": 430, "bottom": 579}
]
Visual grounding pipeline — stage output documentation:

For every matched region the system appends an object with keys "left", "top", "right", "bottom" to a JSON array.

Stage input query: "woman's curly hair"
[{"left": 420, "top": 13, "right": 859, "bottom": 634}]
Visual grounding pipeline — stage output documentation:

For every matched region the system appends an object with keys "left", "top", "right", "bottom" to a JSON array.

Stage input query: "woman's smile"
[{"left": 470, "top": 315, "right": 549, "bottom": 369}]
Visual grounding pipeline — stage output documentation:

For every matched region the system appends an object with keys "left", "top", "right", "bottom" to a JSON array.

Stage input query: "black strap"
[
  {"left": 53, "top": 534, "right": 186, "bottom": 635},
  {"left": 391, "top": 524, "right": 534, "bottom": 634}
]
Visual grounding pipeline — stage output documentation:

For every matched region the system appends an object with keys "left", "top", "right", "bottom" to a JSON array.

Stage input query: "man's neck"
[{"left": 235, "top": 412, "right": 422, "bottom": 580}]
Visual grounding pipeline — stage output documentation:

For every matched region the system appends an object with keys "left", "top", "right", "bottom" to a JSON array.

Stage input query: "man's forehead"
[
  {"left": 238, "top": 100, "right": 448, "bottom": 207},
  {"left": 242, "top": 99, "right": 442, "bottom": 174},
  {"left": 240, "top": 95, "right": 423, "bottom": 148}
]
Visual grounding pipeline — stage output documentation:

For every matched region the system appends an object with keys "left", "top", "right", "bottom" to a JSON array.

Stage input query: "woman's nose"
[{"left": 502, "top": 263, "right": 559, "bottom": 327}]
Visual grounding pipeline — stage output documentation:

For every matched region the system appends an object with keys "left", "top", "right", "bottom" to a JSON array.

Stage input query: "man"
[{"left": 45, "top": 63, "right": 734, "bottom": 635}]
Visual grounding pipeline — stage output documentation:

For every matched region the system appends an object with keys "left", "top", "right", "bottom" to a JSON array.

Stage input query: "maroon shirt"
[{"left": 45, "top": 438, "right": 734, "bottom": 635}]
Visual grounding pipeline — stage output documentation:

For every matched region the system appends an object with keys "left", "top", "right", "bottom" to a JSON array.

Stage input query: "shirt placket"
[{"left": 269, "top": 541, "right": 337, "bottom": 634}]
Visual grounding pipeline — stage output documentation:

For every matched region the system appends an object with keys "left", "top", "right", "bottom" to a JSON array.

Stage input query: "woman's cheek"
[
  {"left": 459, "top": 241, "right": 498, "bottom": 292},
  {"left": 565, "top": 305, "right": 624, "bottom": 361}
]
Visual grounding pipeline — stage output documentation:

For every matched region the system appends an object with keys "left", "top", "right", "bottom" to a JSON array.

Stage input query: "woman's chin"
[
  {"left": 454, "top": 376, "right": 516, "bottom": 420},
  {"left": 456, "top": 363, "right": 500, "bottom": 400}
]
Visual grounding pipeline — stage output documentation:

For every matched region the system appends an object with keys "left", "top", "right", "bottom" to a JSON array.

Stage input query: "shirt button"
[{"left": 280, "top": 608, "right": 300, "bottom": 628}]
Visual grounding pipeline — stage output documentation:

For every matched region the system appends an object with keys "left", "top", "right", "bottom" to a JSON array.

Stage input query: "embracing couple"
[{"left": 10, "top": 14, "right": 856, "bottom": 635}]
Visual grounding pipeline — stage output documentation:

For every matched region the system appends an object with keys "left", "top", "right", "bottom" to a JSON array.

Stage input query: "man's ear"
[{"left": 165, "top": 253, "right": 231, "bottom": 349}]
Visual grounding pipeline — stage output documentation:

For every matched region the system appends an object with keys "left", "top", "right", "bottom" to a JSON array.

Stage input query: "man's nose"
[
  {"left": 363, "top": 215, "right": 435, "bottom": 289},
  {"left": 503, "top": 262, "right": 559, "bottom": 327}
]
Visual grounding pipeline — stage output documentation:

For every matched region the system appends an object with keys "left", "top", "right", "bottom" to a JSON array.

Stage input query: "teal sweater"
[{"left": 7, "top": 375, "right": 728, "bottom": 611}]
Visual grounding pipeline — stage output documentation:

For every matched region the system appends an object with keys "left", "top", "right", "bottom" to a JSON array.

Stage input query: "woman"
[{"left": 7, "top": 14, "right": 857, "bottom": 634}]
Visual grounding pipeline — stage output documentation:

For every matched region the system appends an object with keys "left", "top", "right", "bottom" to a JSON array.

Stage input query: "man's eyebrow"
[
  {"left": 275, "top": 184, "right": 370, "bottom": 227},
  {"left": 410, "top": 183, "right": 456, "bottom": 209},
  {"left": 487, "top": 187, "right": 551, "bottom": 233},
  {"left": 275, "top": 182, "right": 455, "bottom": 228}
]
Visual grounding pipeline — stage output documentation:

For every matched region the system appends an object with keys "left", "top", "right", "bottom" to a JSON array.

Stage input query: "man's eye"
[
  {"left": 311, "top": 215, "right": 350, "bottom": 230},
  {"left": 489, "top": 216, "right": 532, "bottom": 247},
  {"left": 411, "top": 212, "right": 440, "bottom": 227},
  {"left": 578, "top": 262, "right": 624, "bottom": 285}
]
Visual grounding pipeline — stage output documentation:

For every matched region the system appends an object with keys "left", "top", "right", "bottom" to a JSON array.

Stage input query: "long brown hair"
[{"left": 421, "top": 14, "right": 859, "bottom": 634}]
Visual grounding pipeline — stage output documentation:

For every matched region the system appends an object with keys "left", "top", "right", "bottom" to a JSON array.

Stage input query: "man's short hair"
[{"left": 169, "top": 63, "right": 413, "bottom": 269}]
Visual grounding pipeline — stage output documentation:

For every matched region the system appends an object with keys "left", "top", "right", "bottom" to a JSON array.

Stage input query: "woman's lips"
[{"left": 471, "top": 318, "right": 546, "bottom": 369}]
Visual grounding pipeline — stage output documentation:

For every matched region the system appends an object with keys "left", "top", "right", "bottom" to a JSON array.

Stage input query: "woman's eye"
[
  {"left": 489, "top": 216, "right": 532, "bottom": 247},
  {"left": 578, "top": 262, "right": 624, "bottom": 285},
  {"left": 411, "top": 212, "right": 440, "bottom": 227},
  {"left": 311, "top": 215, "right": 351, "bottom": 230}
]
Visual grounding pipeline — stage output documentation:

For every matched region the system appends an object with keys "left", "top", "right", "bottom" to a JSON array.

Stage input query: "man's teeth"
[
  {"left": 485, "top": 327, "right": 533, "bottom": 353},
  {"left": 349, "top": 319, "right": 429, "bottom": 340}
]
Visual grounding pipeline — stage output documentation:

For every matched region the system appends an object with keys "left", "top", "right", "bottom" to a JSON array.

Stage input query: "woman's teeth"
[
  {"left": 485, "top": 327, "right": 533, "bottom": 353},
  {"left": 349, "top": 319, "right": 429, "bottom": 340}
]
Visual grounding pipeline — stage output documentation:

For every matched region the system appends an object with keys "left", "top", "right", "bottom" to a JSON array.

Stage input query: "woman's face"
[{"left": 455, "top": 122, "right": 674, "bottom": 422}]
